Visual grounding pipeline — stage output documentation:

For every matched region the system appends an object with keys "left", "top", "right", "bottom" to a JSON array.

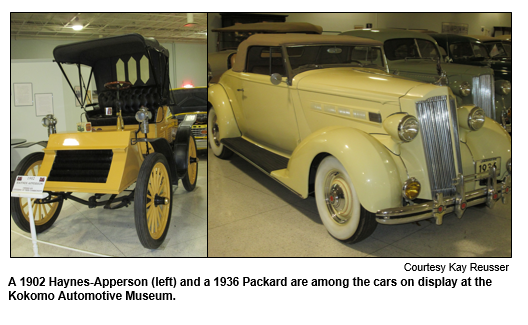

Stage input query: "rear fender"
[
  {"left": 208, "top": 84, "right": 241, "bottom": 140},
  {"left": 271, "top": 126, "right": 403, "bottom": 213}
]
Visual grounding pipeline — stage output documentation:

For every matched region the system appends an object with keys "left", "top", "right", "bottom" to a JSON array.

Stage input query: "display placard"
[{"left": 12, "top": 175, "right": 47, "bottom": 194}]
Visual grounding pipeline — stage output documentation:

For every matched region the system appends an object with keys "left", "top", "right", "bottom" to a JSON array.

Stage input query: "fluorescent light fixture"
[{"left": 72, "top": 25, "right": 83, "bottom": 31}]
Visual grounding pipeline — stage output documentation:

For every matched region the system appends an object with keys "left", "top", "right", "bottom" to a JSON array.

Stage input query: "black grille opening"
[{"left": 48, "top": 150, "right": 113, "bottom": 183}]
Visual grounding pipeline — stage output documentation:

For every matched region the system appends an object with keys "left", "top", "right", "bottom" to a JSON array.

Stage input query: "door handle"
[{"left": 237, "top": 88, "right": 244, "bottom": 92}]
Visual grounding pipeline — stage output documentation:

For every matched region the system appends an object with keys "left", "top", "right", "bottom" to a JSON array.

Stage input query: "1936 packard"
[
  {"left": 10, "top": 34, "right": 198, "bottom": 249},
  {"left": 208, "top": 34, "right": 511, "bottom": 243}
]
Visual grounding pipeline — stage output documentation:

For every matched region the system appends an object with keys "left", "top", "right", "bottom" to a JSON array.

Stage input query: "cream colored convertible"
[{"left": 207, "top": 34, "right": 512, "bottom": 243}]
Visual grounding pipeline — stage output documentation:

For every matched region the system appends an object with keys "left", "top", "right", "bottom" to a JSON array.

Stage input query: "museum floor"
[
  {"left": 10, "top": 151, "right": 208, "bottom": 257},
  {"left": 208, "top": 149, "right": 512, "bottom": 257}
]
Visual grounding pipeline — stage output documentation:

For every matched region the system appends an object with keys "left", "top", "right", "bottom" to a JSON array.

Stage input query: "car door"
[{"left": 238, "top": 46, "right": 300, "bottom": 156}]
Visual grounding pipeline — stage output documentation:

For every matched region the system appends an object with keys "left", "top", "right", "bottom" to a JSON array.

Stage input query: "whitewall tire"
[
  {"left": 208, "top": 107, "right": 233, "bottom": 159},
  {"left": 315, "top": 156, "right": 377, "bottom": 243}
]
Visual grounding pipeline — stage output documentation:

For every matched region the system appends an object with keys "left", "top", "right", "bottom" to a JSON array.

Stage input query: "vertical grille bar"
[
  {"left": 449, "top": 96, "right": 463, "bottom": 174},
  {"left": 472, "top": 74, "right": 495, "bottom": 118},
  {"left": 416, "top": 95, "right": 458, "bottom": 197}
]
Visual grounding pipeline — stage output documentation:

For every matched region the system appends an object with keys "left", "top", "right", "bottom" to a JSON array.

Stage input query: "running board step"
[{"left": 221, "top": 137, "right": 289, "bottom": 174}]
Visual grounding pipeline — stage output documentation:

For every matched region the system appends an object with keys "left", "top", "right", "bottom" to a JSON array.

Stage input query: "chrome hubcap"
[{"left": 324, "top": 171, "right": 353, "bottom": 224}]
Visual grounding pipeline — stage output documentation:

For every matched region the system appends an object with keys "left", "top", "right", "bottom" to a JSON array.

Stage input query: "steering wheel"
[{"left": 104, "top": 81, "right": 132, "bottom": 90}]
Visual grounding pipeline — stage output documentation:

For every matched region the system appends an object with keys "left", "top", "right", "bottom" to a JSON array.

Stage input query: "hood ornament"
[{"left": 434, "top": 57, "right": 448, "bottom": 86}]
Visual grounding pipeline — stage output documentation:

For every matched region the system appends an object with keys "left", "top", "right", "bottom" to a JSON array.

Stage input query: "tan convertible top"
[
  {"left": 233, "top": 34, "right": 383, "bottom": 72},
  {"left": 212, "top": 22, "right": 323, "bottom": 34}
]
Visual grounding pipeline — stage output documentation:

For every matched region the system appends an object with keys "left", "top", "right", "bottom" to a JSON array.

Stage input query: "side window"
[
  {"left": 384, "top": 39, "right": 418, "bottom": 60},
  {"left": 245, "top": 46, "right": 285, "bottom": 75},
  {"left": 450, "top": 43, "right": 472, "bottom": 59}
]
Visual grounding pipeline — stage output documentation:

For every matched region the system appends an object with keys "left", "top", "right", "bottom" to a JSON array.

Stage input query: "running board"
[
  {"left": 221, "top": 137, "right": 304, "bottom": 198},
  {"left": 221, "top": 137, "right": 289, "bottom": 174}
]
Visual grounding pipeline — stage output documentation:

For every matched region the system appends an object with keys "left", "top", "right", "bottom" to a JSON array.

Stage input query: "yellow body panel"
[
  {"left": 213, "top": 67, "right": 512, "bottom": 212},
  {"left": 39, "top": 106, "right": 176, "bottom": 195}
]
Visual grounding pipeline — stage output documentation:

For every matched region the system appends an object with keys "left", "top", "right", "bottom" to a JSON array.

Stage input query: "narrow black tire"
[
  {"left": 182, "top": 135, "right": 198, "bottom": 192},
  {"left": 134, "top": 153, "right": 173, "bottom": 249}
]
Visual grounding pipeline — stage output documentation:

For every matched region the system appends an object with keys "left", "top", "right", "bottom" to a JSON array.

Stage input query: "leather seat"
[{"left": 86, "top": 86, "right": 160, "bottom": 126}]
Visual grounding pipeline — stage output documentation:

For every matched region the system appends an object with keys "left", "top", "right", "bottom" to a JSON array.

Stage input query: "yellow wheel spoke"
[{"left": 32, "top": 202, "right": 38, "bottom": 218}]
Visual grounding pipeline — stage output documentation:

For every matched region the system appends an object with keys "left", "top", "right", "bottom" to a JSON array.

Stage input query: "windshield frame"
[{"left": 280, "top": 44, "right": 388, "bottom": 81}]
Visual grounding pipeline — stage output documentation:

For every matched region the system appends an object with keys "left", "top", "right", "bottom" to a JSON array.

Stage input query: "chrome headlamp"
[
  {"left": 135, "top": 106, "right": 152, "bottom": 134},
  {"left": 468, "top": 106, "right": 486, "bottom": 131},
  {"left": 398, "top": 115, "right": 419, "bottom": 142},
  {"left": 383, "top": 114, "right": 419, "bottom": 143},
  {"left": 496, "top": 80, "right": 511, "bottom": 95}
]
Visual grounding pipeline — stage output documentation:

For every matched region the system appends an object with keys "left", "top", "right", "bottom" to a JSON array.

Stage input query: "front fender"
[
  {"left": 208, "top": 83, "right": 241, "bottom": 140},
  {"left": 271, "top": 126, "right": 402, "bottom": 213},
  {"left": 465, "top": 118, "right": 512, "bottom": 179}
]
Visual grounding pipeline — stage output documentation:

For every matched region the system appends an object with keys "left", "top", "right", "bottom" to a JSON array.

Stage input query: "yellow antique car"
[
  {"left": 170, "top": 87, "right": 207, "bottom": 150},
  {"left": 10, "top": 34, "right": 199, "bottom": 249},
  {"left": 208, "top": 34, "right": 512, "bottom": 243}
]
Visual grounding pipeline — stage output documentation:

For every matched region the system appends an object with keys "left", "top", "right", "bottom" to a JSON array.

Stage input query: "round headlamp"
[
  {"left": 468, "top": 107, "right": 486, "bottom": 131},
  {"left": 403, "top": 178, "right": 421, "bottom": 201},
  {"left": 398, "top": 115, "right": 419, "bottom": 142},
  {"left": 496, "top": 80, "right": 511, "bottom": 95},
  {"left": 459, "top": 82, "right": 472, "bottom": 97},
  {"left": 135, "top": 107, "right": 152, "bottom": 123}
]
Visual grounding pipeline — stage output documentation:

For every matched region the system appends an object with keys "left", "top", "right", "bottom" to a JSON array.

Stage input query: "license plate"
[{"left": 476, "top": 157, "right": 501, "bottom": 174}]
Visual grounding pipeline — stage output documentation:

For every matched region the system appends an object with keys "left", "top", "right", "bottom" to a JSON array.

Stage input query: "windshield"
[
  {"left": 384, "top": 38, "right": 440, "bottom": 60},
  {"left": 449, "top": 41, "right": 490, "bottom": 59},
  {"left": 484, "top": 42, "right": 511, "bottom": 58},
  {"left": 286, "top": 45, "right": 384, "bottom": 75}
]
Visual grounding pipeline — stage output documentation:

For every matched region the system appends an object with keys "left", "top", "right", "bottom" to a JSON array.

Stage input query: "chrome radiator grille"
[
  {"left": 191, "top": 127, "right": 206, "bottom": 138},
  {"left": 416, "top": 95, "right": 460, "bottom": 197},
  {"left": 472, "top": 74, "right": 495, "bottom": 118}
]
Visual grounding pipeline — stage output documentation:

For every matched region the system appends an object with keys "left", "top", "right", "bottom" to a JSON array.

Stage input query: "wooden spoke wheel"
[
  {"left": 10, "top": 152, "right": 63, "bottom": 233},
  {"left": 182, "top": 135, "right": 198, "bottom": 192},
  {"left": 134, "top": 153, "right": 173, "bottom": 249}
]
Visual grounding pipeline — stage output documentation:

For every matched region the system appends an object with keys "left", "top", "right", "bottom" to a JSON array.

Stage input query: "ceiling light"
[
  {"left": 72, "top": 25, "right": 83, "bottom": 31},
  {"left": 184, "top": 13, "right": 197, "bottom": 27}
]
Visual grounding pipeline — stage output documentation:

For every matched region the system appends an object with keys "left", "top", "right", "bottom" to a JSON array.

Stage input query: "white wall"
[
  {"left": 10, "top": 60, "right": 67, "bottom": 170},
  {"left": 171, "top": 42, "right": 207, "bottom": 88}
]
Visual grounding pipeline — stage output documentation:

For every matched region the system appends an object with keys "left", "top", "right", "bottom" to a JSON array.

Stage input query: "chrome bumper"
[{"left": 376, "top": 168, "right": 511, "bottom": 225}]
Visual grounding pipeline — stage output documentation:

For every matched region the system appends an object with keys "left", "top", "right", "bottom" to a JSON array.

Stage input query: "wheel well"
[{"left": 308, "top": 152, "right": 331, "bottom": 196}]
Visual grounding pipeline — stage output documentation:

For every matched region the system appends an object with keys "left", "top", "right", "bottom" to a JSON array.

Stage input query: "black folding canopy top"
[
  {"left": 53, "top": 33, "right": 168, "bottom": 66},
  {"left": 53, "top": 33, "right": 170, "bottom": 108}
]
